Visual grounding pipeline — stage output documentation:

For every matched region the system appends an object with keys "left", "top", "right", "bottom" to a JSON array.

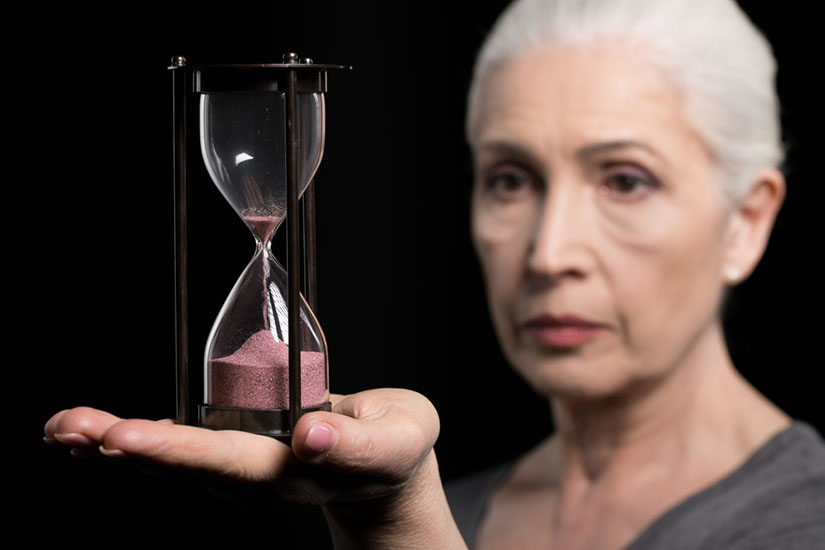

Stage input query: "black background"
[{"left": 15, "top": 1, "right": 822, "bottom": 547}]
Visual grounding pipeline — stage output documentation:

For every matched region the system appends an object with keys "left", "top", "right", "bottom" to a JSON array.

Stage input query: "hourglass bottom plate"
[{"left": 199, "top": 402, "right": 332, "bottom": 439}]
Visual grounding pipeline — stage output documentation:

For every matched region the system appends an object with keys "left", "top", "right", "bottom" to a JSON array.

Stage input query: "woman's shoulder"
[
  {"left": 630, "top": 420, "right": 825, "bottom": 550},
  {"left": 721, "top": 421, "right": 825, "bottom": 546},
  {"left": 445, "top": 460, "right": 518, "bottom": 549}
]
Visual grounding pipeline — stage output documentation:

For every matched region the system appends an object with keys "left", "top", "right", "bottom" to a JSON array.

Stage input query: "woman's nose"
[{"left": 526, "top": 186, "right": 593, "bottom": 281}]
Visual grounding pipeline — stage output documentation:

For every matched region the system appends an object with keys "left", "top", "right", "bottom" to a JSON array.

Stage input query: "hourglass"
[{"left": 170, "top": 54, "right": 349, "bottom": 439}]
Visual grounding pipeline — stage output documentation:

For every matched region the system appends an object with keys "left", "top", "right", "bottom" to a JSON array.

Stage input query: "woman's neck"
[
  {"left": 544, "top": 321, "right": 790, "bottom": 492},
  {"left": 477, "top": 322, "right": 791, "bottom": 550}
]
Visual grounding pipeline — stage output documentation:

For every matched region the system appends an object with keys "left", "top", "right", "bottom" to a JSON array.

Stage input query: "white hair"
[{"left": 466, "top": 0, "right": 785, "bottom": 202}]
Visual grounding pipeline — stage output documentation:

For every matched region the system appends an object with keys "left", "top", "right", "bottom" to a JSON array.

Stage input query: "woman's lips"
[{"left": 523, "top": 314, "right": 606, "bottom": 349}]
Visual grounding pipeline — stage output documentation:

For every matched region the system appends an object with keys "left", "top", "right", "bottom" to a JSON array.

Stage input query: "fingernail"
[
  {"left": 304, "top": 422, "right": 336, "bottom": 454},
  {"left": 53, "top": 432, "right": 93, "bottom": 446},
  {"left": 99, "top": 445, "right": 126, "bottom": 458}
]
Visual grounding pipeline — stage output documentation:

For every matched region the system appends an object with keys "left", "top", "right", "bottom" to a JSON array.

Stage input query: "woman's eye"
[
  {"left": 484, "top": 167, "right": 538, "bottom": 202},
  {"left": 601, "top": 166, "right": 659, "bottom": 201}
]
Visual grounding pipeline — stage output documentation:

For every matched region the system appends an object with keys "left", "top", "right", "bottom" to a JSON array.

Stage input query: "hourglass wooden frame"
[{"left": 170, "top": 54, "right": 348, "bottom": 439}]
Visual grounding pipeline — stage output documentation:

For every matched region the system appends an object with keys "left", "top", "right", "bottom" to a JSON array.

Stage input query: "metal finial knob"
[
  {"left": 171, "top": 55, "right": 186, "bottom": 67},
  {"left": 283, "top": 52, "right": 300, "bottom": 63},
  {"left": 302, "top": 57, "right": 314, "bottom": 64}
]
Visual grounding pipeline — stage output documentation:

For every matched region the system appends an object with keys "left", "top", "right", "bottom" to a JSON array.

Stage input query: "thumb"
[{"left": 291, "top": 389, "right": 440, "bottom": 485}]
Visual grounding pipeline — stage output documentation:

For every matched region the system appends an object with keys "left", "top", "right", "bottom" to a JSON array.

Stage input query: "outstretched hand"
[{"left": 43, "top": 389, "right": 467, "bottom": 549}]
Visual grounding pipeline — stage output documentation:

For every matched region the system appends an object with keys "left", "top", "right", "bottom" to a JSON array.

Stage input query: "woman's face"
[{"left": 471, "top": 47, "right": 737, "bottom": 400}]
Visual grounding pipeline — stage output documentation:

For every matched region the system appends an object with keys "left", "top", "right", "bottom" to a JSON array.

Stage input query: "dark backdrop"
[{"left": 16, "top": 1, "right": 822, "bottom": 547}]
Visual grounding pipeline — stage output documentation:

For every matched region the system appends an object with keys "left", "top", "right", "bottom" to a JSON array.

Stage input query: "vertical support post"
[
  {"left": 303, "top": 180, "right": 318, "bottom": 313},
  {"left": 171, "top": 56, "right": 191, "bottom": 425},
  {"left": 286, "top": 63, "right": 303, "bottom": 433}
]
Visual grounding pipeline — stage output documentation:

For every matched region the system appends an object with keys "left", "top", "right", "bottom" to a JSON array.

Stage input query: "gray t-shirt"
[{"left": 446, "top": 422, "right": 825, "bottom": 549}]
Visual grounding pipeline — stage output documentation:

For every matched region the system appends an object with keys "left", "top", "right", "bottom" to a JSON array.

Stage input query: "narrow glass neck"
[{"left": 245, "top": 215, "right": 282, "bottom": 251}]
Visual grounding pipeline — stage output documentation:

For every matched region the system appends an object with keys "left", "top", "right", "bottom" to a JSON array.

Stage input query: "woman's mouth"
[{"left": 522, "top": 314, "right": 606, "bottom": 349}]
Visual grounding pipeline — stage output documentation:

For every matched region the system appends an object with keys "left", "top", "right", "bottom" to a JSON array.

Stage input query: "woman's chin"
[{"left": 512, "top": 353, "right": 654, "bottom": 404}]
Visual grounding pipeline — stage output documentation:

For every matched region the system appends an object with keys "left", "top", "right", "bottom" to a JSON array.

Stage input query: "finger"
[
  {"left": 96, "top": 418, "right": 296, "bottom": 483},
  {"left": 44, "top": 407, "right": 123, "bottom": 448},
  {"left": 44, "top": 407, "right": 298, "bottom": 484},
  {"left": 292, "top": 388, "right": 440, "bottom": 484}
]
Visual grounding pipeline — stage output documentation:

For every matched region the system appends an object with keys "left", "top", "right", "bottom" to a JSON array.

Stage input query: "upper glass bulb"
[{"left": 200, "top": 91, "right": 325, "bottom": 241}]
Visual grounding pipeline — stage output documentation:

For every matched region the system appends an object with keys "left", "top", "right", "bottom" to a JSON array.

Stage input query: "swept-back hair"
[{"left": 466, "top": 0, "right": 784, "bottom": 202}]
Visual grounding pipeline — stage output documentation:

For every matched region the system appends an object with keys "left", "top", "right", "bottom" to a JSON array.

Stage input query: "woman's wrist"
[{"left": 322, "top": 450, "right": 467, "bottom": 550}]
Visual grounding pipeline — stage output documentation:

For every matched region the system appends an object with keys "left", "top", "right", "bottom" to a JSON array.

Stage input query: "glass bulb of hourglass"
[{"left": 199, "top": 89, "right": 329, "bottom": 434}]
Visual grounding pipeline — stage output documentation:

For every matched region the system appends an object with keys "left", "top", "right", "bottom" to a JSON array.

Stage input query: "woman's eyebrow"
[
  {"left": 474, "top": 139, "right": 666, "bottom": 172},
  {"left": 576, "top": 140, "right": 663, "bottom": 161},
  {"left": 475, "top": 140, "right": 542, "bottom": 167}
]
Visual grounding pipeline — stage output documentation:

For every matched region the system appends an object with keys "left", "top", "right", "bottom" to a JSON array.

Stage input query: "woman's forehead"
[{"left": 469, "top": 47, "right": 700, "bottom": 160}]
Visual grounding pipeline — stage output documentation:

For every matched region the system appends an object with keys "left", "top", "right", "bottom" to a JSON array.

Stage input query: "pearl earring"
[{"left": 724, "top": 266, "right": 742, "bottom": 284}]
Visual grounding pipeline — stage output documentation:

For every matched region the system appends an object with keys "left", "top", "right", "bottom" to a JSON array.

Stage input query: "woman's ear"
[{"left": 721, "top": 168, "right": 786, "bottom": 285}]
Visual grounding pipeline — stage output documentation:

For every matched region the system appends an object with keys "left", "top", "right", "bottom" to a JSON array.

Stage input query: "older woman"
[
  {"left": 447, "top": 0, "right": 825, "bottom": 548},
  {"left": 44, "top": 0, "right": 823, "bottom": 548}
]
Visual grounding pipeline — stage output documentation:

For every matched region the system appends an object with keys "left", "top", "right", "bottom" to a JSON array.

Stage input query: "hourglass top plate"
[
  {"left": 190, "top": 63, "right": 350, "bottom": 93},
  {"left": 181, "top": 62, "right": 352, "bottom": 70}
]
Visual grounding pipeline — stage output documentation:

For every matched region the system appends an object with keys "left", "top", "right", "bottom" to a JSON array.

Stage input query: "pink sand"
[
  {"left": 209, "top": 330, "right": 326, "bottom": 409},
  {"left": 244, "top": 215, "right": 282, "bottom": 243}
]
